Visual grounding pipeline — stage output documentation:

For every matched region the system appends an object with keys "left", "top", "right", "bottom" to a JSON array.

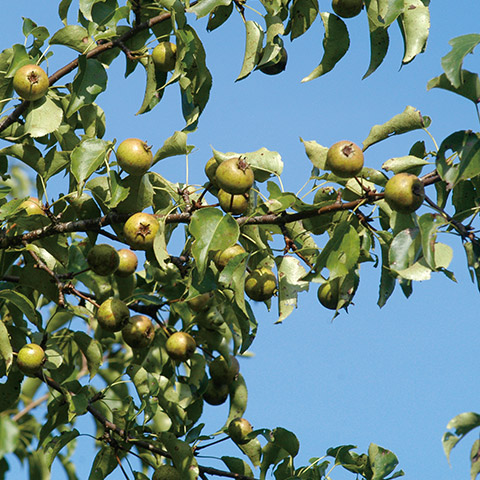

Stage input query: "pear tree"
[{"left": 0, "top": 1, "right": 480, "bottom": 480}]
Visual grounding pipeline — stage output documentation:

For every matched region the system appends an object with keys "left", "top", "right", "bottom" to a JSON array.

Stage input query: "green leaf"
[
  {"left": 313, "top": 221, "right": 360, "bottom": 279},
  {"left": 24, "top": 95, "right": 63, "bottom": 138},
  {"left": 66, "top": 56, "right": 107, "bottom": 118},
  {"left": 207, "top": 3, "right": 234, "bottom": 31},
  {"left": 427, "top": 70, "right": 480, "bottom": 105},
  {"left": 136, "top": 55, "right": 167, "bottom": 115},
  {"left": 0, "top": 370, "right": 23, "bottom": 412},
  {"left": 289, "top": 0, "right": 318, "bottom": 40},
  {"left": 88, "top": 445, "right": 118, "bottom": 480},
  {"left": 80, "top": 0, "right": 106, "bottom": 21},
  {"left": 276, "top": 255, "right": 309, "bottom": 324},
  {"left": 0, "top": 321, "right": 13, "bottom": 373},
  {"left": 44, "top": 430, "right": 80, "bottom": 469},
  {"left": 0, "top": 290, "right": 42, "bottom": 328},
  {"left": 377, "top": 232, "right": 395, "bottom": 308},
  {"left": 363, "top": 106, "right": 430, "bottom": 151},
  {"left": 71, "top": 138, "right": 110, "bottom": 192},
  {"left": 300, "top": 137, "right": 328, "bottom": 170},
  {"left": 237, "top": 21, "right": 264, "bottom": 81},
  {"left": 176, "top": 25, "right": 212, "bottom": 130},
  {"left": 225, "top": 373, "right": 248, "bottom": 426},
  {"left": 389, "top": 227, "right": 420, "bottom": 271},
  {"left": 73, "top": 332, "right": 102, "bottom": 379},
  {"left": 470, "top": 439, "right": 480, "bottom": 480},
  {"left": 417, "top": 213, "right": 447, "bottom": 270},
  {"left": 398, "top": 0, "right": 430, "bottom": 64},
  {"left": 50, "top": 25, "right": 94, "bottom": 53},
  {"left": 153, "top": 131, "right": 193, "bottom": 163},
  {"left": 271, "top": 427, "right": 300, "bottom": 457},
  {"left": 0, "top": 416, "right": 20, "bottom": 458},
  {"left": 159, "top": 432, "right": 200, "bottom": 479},
  {"left": 221, "top": 456, "right": 254, "bottom": 478},
  {"left": 187, "top": 0, "right": 232, "bottom": 18},
  {"left": 441, "top": 34, "right": 480, "bottom": 88},
  {"left": 239, "top": 437, "right": 262, "bottom": 468},
  {"left": 368, "top": 443, "right": 399, "bottom": 480},
  {"left": 363, "top": 0, "right": 389, "bottom": 79},
  {"left": 436, "top": 131, "right": 480, "bottom": 188},
  {"left": 302, "top": 13, "right": 349, "bottom": 82},
  {"left": 382, "top": 155, "right": 430, "bottom": 174},
  {"left": 376, "top": 0, "right": 404, "bottom": 26},
  {"left": 189, "top": 208, "right": 240, "bottom": 276}
]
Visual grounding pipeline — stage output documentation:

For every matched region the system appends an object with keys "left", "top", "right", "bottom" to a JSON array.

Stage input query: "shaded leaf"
[
  {"left": 441, "top": 34, "right": 480, "bottom": 88},
  {"left": 302, "top": 13, "right": 349, "bottom": 82},
  {"left": 289, "top": 0, "right": 318, "bottom": 40},
  {"left": 187, "top": 0, "right": 232, "bottom": 18},
  {"left": 427, "top": 70, "right": 480, "bottom": 105},
  {"left": 189, "top": 208, "right": 240, "bottom": 276},
  {"left": 66, "top": 56, "right": 107, "bottom": 118},
  {"left": 73, "top": 332, "right": 102, "bottom": 379},
  {"left": 237, "top": 21, "right": 264, "bottom": 81}
]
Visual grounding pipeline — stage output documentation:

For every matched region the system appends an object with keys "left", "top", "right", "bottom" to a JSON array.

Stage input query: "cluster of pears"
[
  {"left": 86, "top": 244, "right": 156, "bottom": 348},
  {"left": 214, "top": 243, "right": 278, "bottom": 302},
  {"left": 205, "top": 156, "right": 255, "bottom": 216},
  {"left": 319, "top": 140, "right": 426, "bottom": 310}
]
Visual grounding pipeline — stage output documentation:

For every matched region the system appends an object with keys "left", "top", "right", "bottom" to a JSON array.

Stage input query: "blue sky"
[{"left": 2, "top": 1, "right": 480, "bottom": 479}]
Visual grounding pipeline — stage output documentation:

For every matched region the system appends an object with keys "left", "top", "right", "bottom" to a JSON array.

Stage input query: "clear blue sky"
[{"left": 2, "top": 2, "right": 480, "bottom": 479}]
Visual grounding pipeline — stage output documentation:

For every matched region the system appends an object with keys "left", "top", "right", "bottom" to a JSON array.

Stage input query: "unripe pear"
[
  {"left": 115, "top": 249, "right": 138, "bottom": 277},
  {"left": 209, "top": 355, "right": 240, "bottom": 385},
  {"left": 152, "top": 42, "right": 177, "bottom": 72},
  {"left": 17, "top": 343, "right": 45, "bottom": 376},
  {"left": 213, "top": 244, "right": 246, "bottom": 271},
  {"left": 245, "top": 267, "right": 277, "bottom": 302},
  {"left": 326, "top": 141, "right": 364, "bottom": 178},
  {"left": 13, "top": 64, "right": 49, "bottom": 101},
  {"left": 215, "top": 157, "right": 254, "bottom": 195},
  {"left": 228, "top": 418, "right": 253, "bottom": 444},
  {"left": 87, "top": 244, "right": 120, "bottom": 276},
  {"left": 384, "top": 173, "right": 425, "bottom": 214},
  {"left": 122, "top": 315, "right": 155, "bottom": 349},
  {"left": 203, "top": 379, "right": 229, "bottom": 405},
  {"left": 97, "top": 298, "right": 130, "bottom": 332},
  {"left": 165, "top": 332, "right": 196, "bottom": 362}
]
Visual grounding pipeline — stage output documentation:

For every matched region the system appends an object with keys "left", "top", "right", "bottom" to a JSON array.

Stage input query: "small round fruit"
[
  {"left": 245, "top": 267, "right": 277, "bottom": 302},
  {"left": 116, "top": 138, "right": 153, "bottom": 176},
  {"left": 87, "top": 244, "right": 120, "bottom": 276},
  {"left": 115, "top": 249, "right": 138, "bottom": 277},
  {"left": 187, "top": 292, "right": 213, "bottom": 312},
  {"left": 384, "top": 173, "right": 425, "bottom": 214},
  {"left": 21, "top": 197, "right": 45, "bottom": 216},
  {"left": 205, "top": 157, "right": 218, "bottom": 183},
  {"left": 209, "top": 355, "right": 240, "bottom": 385},
  {"left": 317, "top": 283, "right": 338, "bottom": 310},
  {"left": 17, "top": 343, "right": 45, "bottom": 376},
  {"left": 326, "top": 141, "right": 364, "bottom": 178},
  {"left": 152, "top": 464, "right": 182, "bottom": 480},
  {"left": 152, "top": 42, "right": 177, "bottom": 72},
  {"left": 123, "top": 212, "right": 160, "bottom": 250},
  {"left": 203, "top": 379, "right": 229, "bottom": 405},
  {"left": 166, "top": 332, "right": 196, "bottom": 362},
  {"left": 213, "top": 244, "right": 246, "bottom": 271},
  {"left": 122, "top": 314, "right": 155, "bottom": 348},
  {"left": 97, "top": 298, "right": 130, "bottom": 332},
  {"left": 217, "top": 189, "right": 249, "bottom": 215},
  {"left": 215, "top": 157, "right": 255, "bottom": 195},
  {"left": 13, "top": 64, "right": 49, "bottom": 101},
  {"left": 228, "top": 418, "right": 253, "bottom": 444},
  {"left": 259, "top": 47, "right": 288, "bottom": 76},
  {"left": 332, "top": 0, "right": 363, "bottom": 18}
]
